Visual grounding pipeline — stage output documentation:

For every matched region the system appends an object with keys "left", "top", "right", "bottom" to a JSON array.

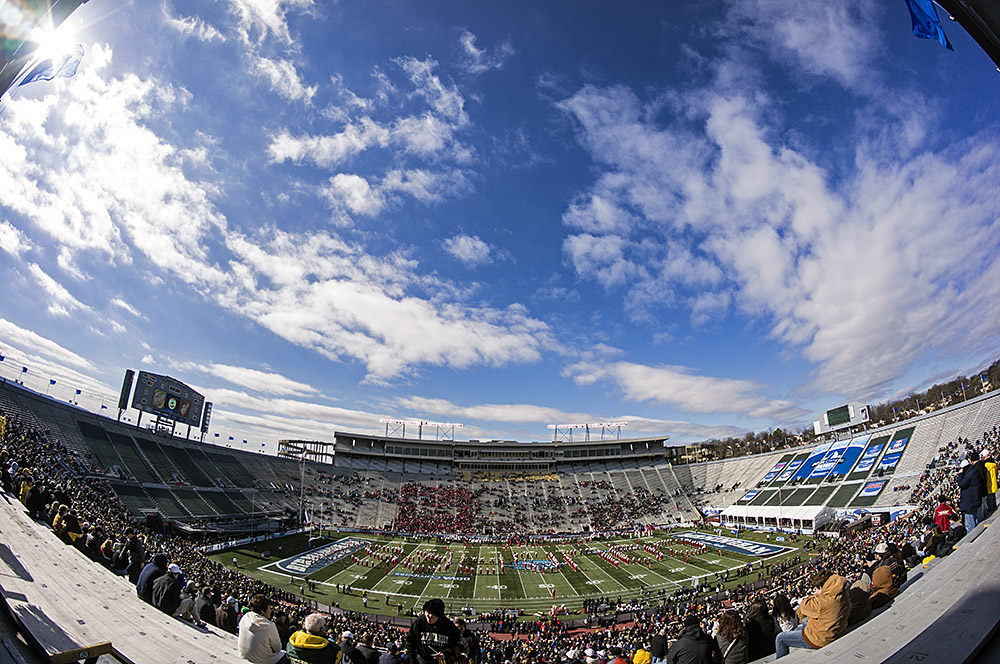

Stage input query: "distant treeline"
[{"left": 703, "top": 358, "right": 1000, "bottom": 459}]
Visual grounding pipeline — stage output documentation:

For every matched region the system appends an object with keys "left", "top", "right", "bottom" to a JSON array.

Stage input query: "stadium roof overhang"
[{"left": 938, "top": 0, "right": 1000, "bottom": 69}]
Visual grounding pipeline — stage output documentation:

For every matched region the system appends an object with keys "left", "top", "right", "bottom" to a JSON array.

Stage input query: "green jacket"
[{"left": 287, "top": 631, "right": 339, "bottom": 664}]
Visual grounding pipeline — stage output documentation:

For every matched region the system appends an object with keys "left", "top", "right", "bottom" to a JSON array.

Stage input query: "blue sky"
[{"left": 0, "top": 0, "right": 998, "bottom": 451}]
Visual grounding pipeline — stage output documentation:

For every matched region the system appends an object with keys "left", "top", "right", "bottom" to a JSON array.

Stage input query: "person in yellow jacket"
[
  {"left": 631, "top": 642, "right": 652, "bottom": 664},
  {"left": 982, "top": 451, "right": 997, "bottom": 518},
  {"left": 775, "top": 568, "right": 850, "bottom": 658}
]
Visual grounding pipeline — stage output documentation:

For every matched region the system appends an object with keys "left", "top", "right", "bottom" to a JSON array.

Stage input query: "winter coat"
[
  {"left": 135, "top": 554, "right": 168, "bottom": 604},
  {"left": 285, "top": 630, "right": 338, "bottom": 664},
  {"left": 744, "top": 615, "right": 776, "bottom": 660},
  {"left": 237, "top": 611, "right": 286, "bottom": 664},
  {"left": 666, "top": 625, "right": 722, "bottom": 664},
  {"left": 958, "top": 463, "right": 986, "bottom": 512},
  {"left": 797, "top": 574, "right": 850, "bottom": 650},
  {"left": 151, "top": 573, "right": 182, "bottom": 616}
]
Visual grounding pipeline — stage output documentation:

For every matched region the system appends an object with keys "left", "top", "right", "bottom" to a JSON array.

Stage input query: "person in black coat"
[
  {"left": 743, "top": 599, "right": 776, "bottom": 661},
  {"left": 958, "top": 453, "right": 987, "bottom": 531},
  {"left": 135, "top": 552, "right": 169, "bottom": 604},
  {"left": 151, "top": 564, "right": 183, "bottom": 616},
  {"left": 195, "top": 586, "right": 217, "bottom": 626},
  {"left": 667, "top": 615, "right": 722, "bottom": 664}
]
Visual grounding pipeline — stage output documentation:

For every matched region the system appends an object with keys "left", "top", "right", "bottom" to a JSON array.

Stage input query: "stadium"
[{"left": 2, "top": 2, "right": 1000, "bottom": 664}]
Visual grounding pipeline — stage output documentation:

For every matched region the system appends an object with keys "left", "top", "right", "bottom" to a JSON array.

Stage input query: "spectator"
[
  {"left": 136, "top": 553, "right": 169, "bottom": 605},
  {"left": 286, "top": 613, "right": 338, "bottom": 664},
  {"left": 378, "top": 642, "right": 404, "bottom": 664},
  {"left": 217, "top": 596, "right": 240, "bottom": 635},
  {"left": 847, "top": 576, "right": 872, "bottom": 626},
  {"left": 774, "top": 568, "right": 850, "bottom": 659},
  {"left": 711, "top": 611, "right": 747, "bottom": 664},
  {"left": 666, "top": 615, "right": 722, "bottom": 664},
  {"left": 958, "top": 454, "right": 986, "bottom": 532},
  {"left": 356, "top": 633, "right": 381, "bottom": 664},
  {"left": 869, "top": 567, "right": 899, "bottom": 610},
  {"left": 932, "top": 495, "right": 956, "bottom": 532},
  {"left": 455, "top": 618, "right": 480, "bottom": 664},
  {"left": 771, "top": 594, "right": 797, "bottom": 633},
  {"left": 632, "top": 642, "right": 652, "bottom": 664},
  {"left": 238, "top": 594, "right": 289, "bottom": 664},
  {"left": 982, "top": 450, "right": 997, "bottom": 518},
  {"left": 196, "top": 586, "right": 217, "bottom": 626},
  {"left": 151, "top": 564, "right": 184, "bottom": 617},
  {"left": 649, "top": 627, "right": 668, "bottom": 664},
  {"left": 407, "top": 599, "right": 463, "bottom": 664},
  {"left": 742, "top": 598, "right": 775, "bottom": 660}
]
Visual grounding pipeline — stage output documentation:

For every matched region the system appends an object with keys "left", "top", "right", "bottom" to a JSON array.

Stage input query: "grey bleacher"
[
  {"left": 0, "top": 493, "right": 244, "bottom": 664},
  {"left": 768, "top": 511, "right": 1000, "bottom": 663}
]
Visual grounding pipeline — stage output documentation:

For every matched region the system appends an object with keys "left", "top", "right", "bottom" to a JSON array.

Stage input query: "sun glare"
[{"left": 30, "top": 23, "right": 78, "bottom": 62}]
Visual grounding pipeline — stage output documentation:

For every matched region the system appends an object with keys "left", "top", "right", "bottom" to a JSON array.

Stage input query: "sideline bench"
[{"left": 0, "top": 492, "right": 245, "bottom": 663}]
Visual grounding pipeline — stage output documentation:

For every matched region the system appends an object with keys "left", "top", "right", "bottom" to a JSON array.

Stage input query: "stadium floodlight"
[{"left": 548, "top": 421, "right": 629, "bottom": 442}]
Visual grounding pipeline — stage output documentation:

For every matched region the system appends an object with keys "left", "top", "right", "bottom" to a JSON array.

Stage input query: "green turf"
[{"left": 207, "top": 528, "right": 819, "bottom": 617}]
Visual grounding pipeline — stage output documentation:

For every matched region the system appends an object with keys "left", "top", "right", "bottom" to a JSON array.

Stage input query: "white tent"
[{"left": 720, "top": 504, "right": 835, "bottom": 534}]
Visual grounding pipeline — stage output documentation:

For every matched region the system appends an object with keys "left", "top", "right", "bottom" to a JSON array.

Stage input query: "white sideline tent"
[{"left": 720, "top": 504, "right": 835, "bottom": 533}]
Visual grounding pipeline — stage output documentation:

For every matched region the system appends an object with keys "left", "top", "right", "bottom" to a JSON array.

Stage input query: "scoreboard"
[
  {"left": 814, "top": 402, "right": 870, "bottom": 435},
  {"left": 130, "top": 371, "right": 205, "bottom": 426}
]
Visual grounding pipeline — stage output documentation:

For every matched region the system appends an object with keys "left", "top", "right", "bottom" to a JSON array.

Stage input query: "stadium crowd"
[{"left": 0, "top": 400, "right": 997, "bottom": 664}]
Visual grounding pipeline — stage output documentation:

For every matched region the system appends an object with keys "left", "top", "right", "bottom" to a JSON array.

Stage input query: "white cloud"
[
  {"left": 163, "top": 5, "right": 225, "bottom": 42},
  {"left": 0, "top": 43, "right": 550, "bottom": 387},
  {"left": 226, "top": 0, "right": 313, "bottom": 46},
  {"left": 322, "top": 173, "right": 386, "bottom": 218},
  {"left": 443, "top": 234, "right": 492, "bottom": 267},
  {"left": 110, "top": 297, "right": 143, "bottom": 318},
  {"left": 565, "top": 360, "right": 807, "bottom": 421},
  {"left": 0, "top": 220, "right": 30, "bottom": 256},
  {"left": 0, "top": 317, "right": 94, "bottom": 370},
  {"left": 27, "top": 263, "right": 90, "bottom": 317},
  {"left": 394, "top": 56, "right": 467, "bottom": 124},
  {"left": 457, "top": 30, "right": 515, "bottom": 75},
  {"left": 251, "top": 54, "right": 317, "bottom": 103},
  {"left": 268, "top": 119, "right": 391, "bottom": 167},
  {"left": 174, "top": 361, "right": 318, "bottom": 397},
  {"left": 556, "top": 67, "right": 1000, "bottom": 401}
]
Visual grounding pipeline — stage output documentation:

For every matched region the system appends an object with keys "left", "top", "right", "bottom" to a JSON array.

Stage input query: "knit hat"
[{"left": 683, "top": 614, "right": 701, "bottom": 628}]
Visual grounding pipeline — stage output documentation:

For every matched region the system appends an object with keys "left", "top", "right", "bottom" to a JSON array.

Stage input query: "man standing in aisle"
[{"left": 408, "top": 598, "right": 464, "bottom": 664}]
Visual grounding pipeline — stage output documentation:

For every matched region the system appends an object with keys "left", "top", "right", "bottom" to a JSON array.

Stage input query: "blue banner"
[
  {"left": 791, "top": 442, "right": 833, "bottom": 480},
  {"left": 831, "top": 435, "right": 870, "bottom": 475},
  {"left": 887, "top": 436, "right": 910, "bottom": 454},
  {"left": 740, "top": 490, "right": 760, "bottom": 502},
  {"left": 808, "top": 439, "right": 850, "bottom": 478},
  {"left": 878, "top": 452, "right": 902, "bottom": 469},
  {"left": 761, "top": 461, "right": 786, "bottom": 483},
  {"left": 854, "top": 443, "right": 884, "bottom": 473},
  {"left": 776, "top": 459, "right": 804, "bottom": 481}
]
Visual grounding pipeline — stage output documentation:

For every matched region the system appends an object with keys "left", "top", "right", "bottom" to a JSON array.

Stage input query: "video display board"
[{"left": 130, "top": 371, "right": 205, "bottom": 426}]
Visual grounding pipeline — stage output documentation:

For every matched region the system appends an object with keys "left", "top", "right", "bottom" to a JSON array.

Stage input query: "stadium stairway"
[{"left": 0, "top": 491, "right": 244, "bottom": 664}]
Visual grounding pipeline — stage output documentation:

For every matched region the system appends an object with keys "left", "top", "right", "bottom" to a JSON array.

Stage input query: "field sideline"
[{"left": 209, "top": 529, "right": 812, "bottom": 616}]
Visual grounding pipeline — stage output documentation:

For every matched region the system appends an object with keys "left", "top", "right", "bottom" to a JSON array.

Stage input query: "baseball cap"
[
  {"left": 874, "top": 542, "right": 888, "bottom": 554},
  {"left": 342, "top": 631, "right": 354, "bottom": 640},
  {"left": 167, "top": 563, "right": 182, "bottom": 574}
]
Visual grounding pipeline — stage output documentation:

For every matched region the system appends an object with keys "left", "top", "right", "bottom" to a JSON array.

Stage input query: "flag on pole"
[
  {"left": 0, "top": 354, "right": 4, "bottom": 361},
  {"left": 75, "top": 389, "right": 82, "bottom": 395},
  {"left": 49, "top": 379, "right": 56, "bottom": 385},
  {"left": 22, "top": 367, "right": 27, "bottom": 373},
  {"left": 18, "top": 44, "right": 86, "bottom": 87},
  {"left": 903, "top": 0, "right": 953, "bottom": 50},
  {"left": 228, "top": 436, "right": 234, "bottom": 441},
  {"left": 100, "top": 404, "right": 107, "bottom": 410},
  {"left": 214, "top": 433, "right": 220, "bottom": 438}
]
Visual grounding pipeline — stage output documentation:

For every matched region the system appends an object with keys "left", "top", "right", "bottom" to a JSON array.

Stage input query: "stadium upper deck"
[{"left": 0, "top": 378, "right": 996, "bottom": 536}]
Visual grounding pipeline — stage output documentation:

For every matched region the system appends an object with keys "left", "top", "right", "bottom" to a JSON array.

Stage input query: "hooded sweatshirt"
[
  {"left": 797, "top": 574, "right": 850, "bottom": 650},
  {"left": 238, "top": 611, "right": 287, "bottom": 664},
  {"left": 286, "top": 630, "right": 338, "bottom": 664},
  {"left": 869, "top": 566, "right": 899, "bottom": 609}
]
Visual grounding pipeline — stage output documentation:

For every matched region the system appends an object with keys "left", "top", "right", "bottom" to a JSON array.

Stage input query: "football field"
[{"left": 210, "top": 529, "right": 807, "bottom": 616}]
